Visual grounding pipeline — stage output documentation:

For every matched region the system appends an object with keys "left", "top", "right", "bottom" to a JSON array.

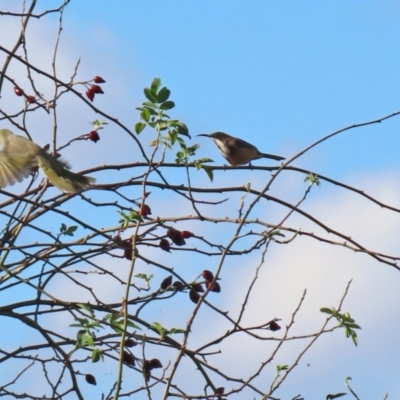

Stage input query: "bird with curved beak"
[
  {"left": 0, "top": 128, "right": 95, "bottom": 193},
  {"left": 197, "top": 132, "right": 285, "bottom": 166}
]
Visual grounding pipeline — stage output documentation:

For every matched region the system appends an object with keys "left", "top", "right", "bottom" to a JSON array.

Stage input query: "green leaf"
[
  {"left": 143, "top": 101, "right": 157, "bottom": 109},
  {"left": 141, "top": 108, "right": 151, "bottom": 123},
  {"left": 92, "top": 348, "right": 103, "bottom": 363},
  {"left": 160, "top": 101, "right": 175, "bottom": 110},
  {"left": 170, "top": 120, "right": 190, "bottom": 137},
  {"left": 202, "top": 165, "right": 214, "bottom": 182},
  {"left": 126, "top": 320, "right": 142, "bottom": 330},
  {"left": 78, "top": 303, "right": 95, "bottom": 318},
  {"left": 157, "top": 87, "right": 171, "bottom": 103},
  {"left": 144, "top": 87, "right": 158, "bottom": 103},
  {"left": 195, "top": 157, "right": 213, "bottom": 164},
  {"left": 326, "top": 393, "right": 347, "bottom": 400},
  {"left": 143, "top": 105, "right": 157, "bottom": 115},
  {"left": 150, "top": 77, "right": 162, "bottom": 94},
  {"left": 135, "top": 122, "right": 146, "bottom": 134},
  {"left": 169, "top": 328, "right": 186, "bottom": 335},
  {"left": 276, "top": 364, "right": 289, "bottom": 372},
  {"left": 320, "top": 307, "right": 336, "bottom": 315}
]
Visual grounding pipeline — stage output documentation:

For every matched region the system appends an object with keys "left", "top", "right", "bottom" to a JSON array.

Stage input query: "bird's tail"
[
  {"left": 260, "top": 153, "right": 285, "bottom": 161},
  {"left": 38, "top": 154, "right": 95, "bottom": 193}
]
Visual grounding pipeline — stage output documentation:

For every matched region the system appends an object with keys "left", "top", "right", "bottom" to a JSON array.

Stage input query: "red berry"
[
  {"left": 149, "top": 358, "right": 162, "bottom": 369},
  {"left": 86, "top": 88, "right": 95, "bottom": 101},
  {"left": 181, "top": 230, "right": 194, "bottom": 239},
  {"left": 172, "top": 281, "right": 184, "bottom": 290},
  {"left": 191, "top": 283, "right": 204, "bottom": 293},
  {"left": 85, "top": 374, "right": 97, "bottom": 385},
  {"left": 26, "top": 95, "right": 35, "bottom": 103},
  {"left": 189, "top": 288, "right": 200, "bottom": 304},
  {"left": 89, "top": 130, "right": 100, "bottom": 142},
  {"left": 125, "top": 339, "right": 137, "bottom": 347},
  {"left": 123, "top": 351, "right": 135, "bottom": 366},
  {"left": 206, "top": 280, "right": 221, "bottom": 293},
  {"left": 202, "top": 270, "right": 214, "bottom": 282},
  {"left": 139, "top": 204, "right": 151, "bottom": 217},
  {"left": 91, "top": 84, "right": 104, "bottom": 94},
  {"left": 93, "top": 75, "right": 106, "bottom": 83},
  {"left": 160, "top": 275, "right": 173, "bottom": 290},
  {"left": 159, "top": 238, "right": 170, "bottom": 252},
  {"left": 124, "top": 248, "right": 132, "bottom": 260},
  {"left": 14, "top": 87, "right": 24, "bottom": 96},
  {"left": 269, "top": 321, "right": 281, "bottom": 331},
  {"left": 167, "top": 228, "right": 186, "bottom": 246},
  {"left": 215, "top": 387, "right": 224, "bottom": 395}
]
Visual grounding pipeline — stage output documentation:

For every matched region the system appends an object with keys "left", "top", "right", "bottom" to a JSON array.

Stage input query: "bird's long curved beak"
[{"left": 196, "top": 134, "right": 211, "bottom": 137}]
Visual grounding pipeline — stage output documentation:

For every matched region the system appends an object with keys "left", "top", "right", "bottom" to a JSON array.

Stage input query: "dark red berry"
[
  {"left": 159, "top": 238, "right": 170, "bottom": 252},
  {"left": 86, "top": 88, "right": 95, "bottom": 101},
  {"left": 149, "top": 358, "right": 162, "bottom": 369},
  {"left": 85, "top": 374, "right": 97, "bottom": 385},
  {"left": 189, "top": 288, "right": 200, "bottom": 304},
  {"left": 215, "top": 387, "right": 224, "bottom": 395},
  {"left": 191, "top": 282, "right": 204, "bottom": 293},
  {"left": 206, "top": 280, "right": 221, "bottom": 293},
  {"left": 269, "top": 321, "right": 281, "bottom": 331},
  {"left": 172, "top": 281, "right": 184, "bottom": 290},
  {"left": 181, "top": 230, "right": 194, "bottom": 239},
  {"left": 89, "top": 131, "right": 100, "bottom": 142},
  {"left": 91, "top": 84, "right": 104, "bottom": 94},
  {"left": 26, "top": 95, "right": 35, "bottom": 103},
  {"left": 124, "top": 248, "right": 132, "bottom": 260},
  {"left": 160, "top": 275, "right": 173, "bottom": 290},
  {"left": 167, "top": 228, "right": 186, "bottom": 246},
  {"left": 93, "top": 76, "right": 106, "bottom": 83},
  {"left": 202, "top": 270, "right": 214, "bottom": 282},
  {"left": 123, "top": 351, "right": 135, "bottom": 366},
  {"left": 139, "top": 204, "right": 151, "bottom": 217},
  {"left": 14, "top": 87, "right": 24, "bottom": 96},
  {"left": 125, "top": 339, "right": 137, "bottom": 347}
]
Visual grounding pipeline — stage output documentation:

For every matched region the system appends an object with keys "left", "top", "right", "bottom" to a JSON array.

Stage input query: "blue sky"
[{"left": 2, "top": 1, "right": 400, "bottom": 399}]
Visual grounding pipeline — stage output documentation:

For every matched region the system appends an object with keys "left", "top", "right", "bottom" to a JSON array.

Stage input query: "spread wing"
[{"left": 0, "top": 135, "right": 39, "bottom": 188}]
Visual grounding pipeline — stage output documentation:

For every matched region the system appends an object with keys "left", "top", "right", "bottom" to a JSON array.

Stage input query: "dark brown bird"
[{"left": 197, "top": 132, "right": 285, "bottom": 166}]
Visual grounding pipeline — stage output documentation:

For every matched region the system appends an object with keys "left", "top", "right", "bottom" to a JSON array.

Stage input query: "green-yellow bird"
[{"left": 0, "top": 128, "right": 95, "bottom": 193}]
